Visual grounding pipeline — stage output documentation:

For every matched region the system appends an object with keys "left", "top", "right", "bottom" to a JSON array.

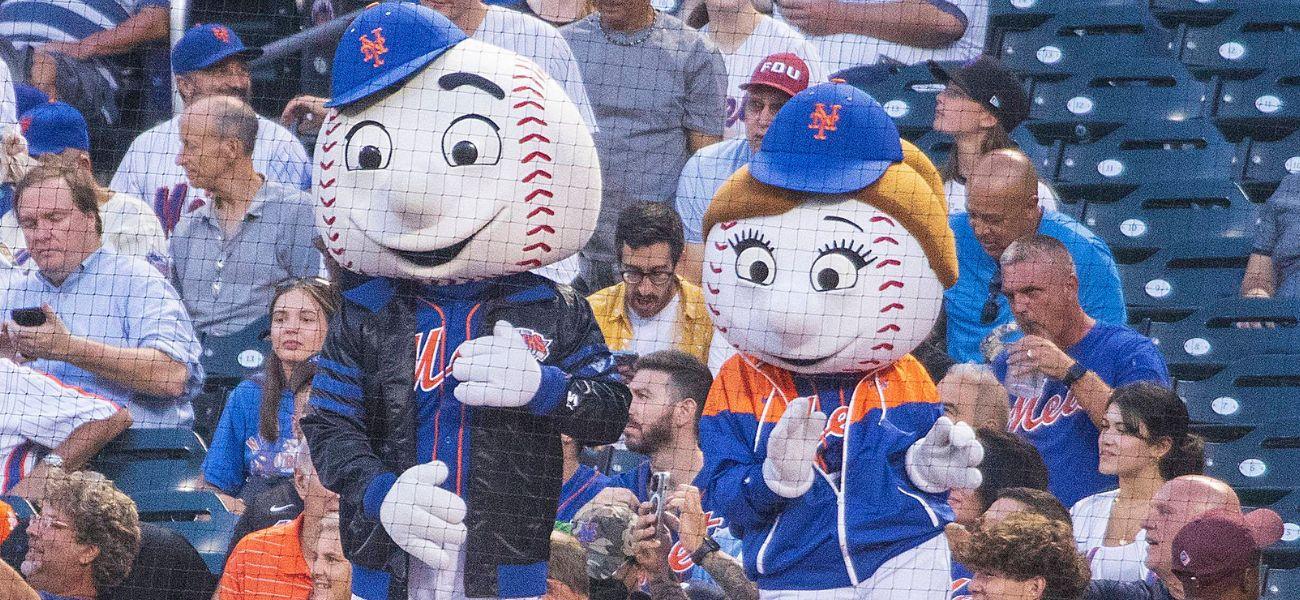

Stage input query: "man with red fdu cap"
[{"left": 1171, "top": 509, "right": 1282, "bottom": 600}]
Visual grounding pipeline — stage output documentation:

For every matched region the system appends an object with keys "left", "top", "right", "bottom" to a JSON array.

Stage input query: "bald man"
[
  {"left": 989, "top": 235, "right": 1169, "bottom": 507},
  {"left": 944, "top": 149, "right": 1126, "bottom": 365},
  {"left": 169, "top": 95, "right": 320, "bottom": 338}
]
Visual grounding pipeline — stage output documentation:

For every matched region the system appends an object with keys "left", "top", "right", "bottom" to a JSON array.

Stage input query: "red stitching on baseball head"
[
  {"left": 522, "top": 152, "right": 552, "bottom": 164},
  {"left": 880, "top": 303, "right": 905, "bottom": 313},
  {"left": 878, "top": 280, "right": 904, "bottom": 291},
  {"left": 522, "top": 170, "right": 552, "bottom": 183}
]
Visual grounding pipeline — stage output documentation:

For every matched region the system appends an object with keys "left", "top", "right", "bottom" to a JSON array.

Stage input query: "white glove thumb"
[
  {"left": 906, "top": 417, "right": 984, "bottom": 494},
  {"left": 762, "top": 397, "right": 827, "bottom": 498},
  {"left": 452, "top": 320, "right": 543, "bottom": 408},
  {"left": 379, "top": 461, "right": 469, "bottom": 569}
]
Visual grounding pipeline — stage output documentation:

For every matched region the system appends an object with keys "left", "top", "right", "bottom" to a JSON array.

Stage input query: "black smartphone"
[{"left": 11, "top": 307, "right": 45, "bottom": 328}]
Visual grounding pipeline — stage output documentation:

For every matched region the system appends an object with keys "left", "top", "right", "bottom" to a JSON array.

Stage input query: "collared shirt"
[
  {"left": 587, "top": 277, "right": 714, "bottom": 363},
  {"left": 676, "top": 138, "right": 753, "bottom": 244},
  {"left": 170, "top": 180, "right": 319, "bottom": 337},
  {"left": 1252, "top": 172, "right": 1300, "bottom": 297},
  {"left": 218, "top": 515, "right": 311, "bottom": 600},
  {"left": 0, "top": 248, "right": 202, "bottom": 428}
]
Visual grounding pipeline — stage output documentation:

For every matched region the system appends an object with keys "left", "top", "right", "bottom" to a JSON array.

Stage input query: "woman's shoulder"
[
  {"left": 1071, "top": 489, "right": 1120, "bottom": 519},
  {"left": 228, "top": 377, "right": 267, "bottom": 405}
]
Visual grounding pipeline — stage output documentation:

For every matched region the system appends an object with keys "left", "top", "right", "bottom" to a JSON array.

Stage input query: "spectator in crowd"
[
  {"left": 1170, "top": 510, "right": 1282, "bottom": 600},
  {"left": 562, "top": 0, "right": 726, "bottom": 292},
  {"left": 8, "top": 469, "right": 141, "bottom": 600},
  {"left": 1088, "top": 475, "right": 1273, "bottom": 600},
  {"left": 928, "top": 56, "right": 1058, "bottom": 214},
  {"left": 1243, "top": 172, "right": 1300, "bottom": 299},
  {"left": 1, "top": 162, "right": 202, "bottom": 428},
  {"left": 1071, "top": 383, "right": 1205, "bottom": 583},
  {"left": 940, "top": 363, "right": 1008, "bottom": 430},
  {"left": 0, "top": 0, "right": 168, "bottom": 129},
  {"left": 203, "top": 277, "right": 340, "bottom": 510},
  {"left": 2, "top": 102, "right": 167, "bottom": 269},
  {"left": 984, "top": 487, "right": 1073, "bottom": 530},
  {"left": 946, "top": 150, "right": 1125, "bottom": 364},
  {"left": 687, "top": 0, "right": 824, "bottom": 140},
  {"left": 547, "top": 531, "right": 590, "bottom": 600},
  {"left": 774, "top": 0, "right": 987, "bottom": 74},
  {"left": 588, "top": 203, "right": 713, "bottom": 363},
  {"left": 557, "top": 433, "right": 610, "bottom": 523},
  {"left": 500, "top": 0, "right": 592, "bottom": 26},
  {"left": 992, "top": 235, "right": 1169, "bottom": 508},
  {"left": 0, "top": 358, "right": 131, "bottom": 500},
  {"left": 675, "top": 52, "right": 811, "bottom": 287},
  {"left": 112, "top": 24, "right": 310, "bottom": 233},
  {"left": 169, "top": 96, "right": 320, "bottom": 338},
  {"left": 219, "top": 442, "right": 351, "bottom": 600},
  {"left": 960, "top": 512, "right": 1090, "bottom": 600},
  {"left": 13, "top": 83, "right": 45, "bottom": 120},
  {"left": 102, "top": 523, "right": 219, "bottom": 600}
]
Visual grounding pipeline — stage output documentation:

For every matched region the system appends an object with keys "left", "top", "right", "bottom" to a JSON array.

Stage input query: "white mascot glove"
[
  {"left": 379, "top": 461, "right": 468, "bottom": 569},
  {"left": 452, "top": 320, "right": 543, "bottom": 408},
  {"left": 762, "top": 397, "right": 827, "bottom": 498},
  {"left": 905, "top": 417, "right": 985, "bottom": 494}
]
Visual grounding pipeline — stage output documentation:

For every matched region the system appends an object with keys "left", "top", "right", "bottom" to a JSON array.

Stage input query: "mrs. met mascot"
[
  {"left": 300, "top": 4, "right": 631, "bottom": 599},
  {"left": 696, "top": 82, "right": 983, "bottom": 599}
]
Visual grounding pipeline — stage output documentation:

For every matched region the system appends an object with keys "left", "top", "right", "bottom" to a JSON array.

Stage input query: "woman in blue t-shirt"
[{"left": 200, "top": 277, "right": 340, "bottom": 511}]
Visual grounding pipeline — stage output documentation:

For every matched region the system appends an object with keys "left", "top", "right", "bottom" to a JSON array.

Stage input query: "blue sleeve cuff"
[
  {"left": 742, "top": 464, "right": 787, "bottom": 516},
  {"left": 363, "top": 472, "right": 398, "bottom": 519},
  {"left": 527, "top": 365, "right": 569, "bottom": 416}
]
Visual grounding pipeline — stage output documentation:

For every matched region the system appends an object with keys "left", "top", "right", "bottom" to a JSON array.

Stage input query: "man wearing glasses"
[{"left": 588, "top": 202, "right": 713, "bottom": 364}]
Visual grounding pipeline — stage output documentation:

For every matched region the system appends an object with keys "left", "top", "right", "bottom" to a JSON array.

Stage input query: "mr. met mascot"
[
  {"left": 300, "top": 3, "right": 631, "bottom": 599},
  {"left": 696, "top": 81, "right": 984, "bottom": 599}
]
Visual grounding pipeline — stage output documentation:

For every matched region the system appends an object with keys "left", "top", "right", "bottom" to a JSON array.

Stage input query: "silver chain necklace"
[{"left": 598, "top": 11, "right": 656, "bottom": 47}]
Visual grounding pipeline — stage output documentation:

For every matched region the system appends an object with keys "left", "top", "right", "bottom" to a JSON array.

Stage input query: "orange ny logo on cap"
[
  {"left": 808, "top": 103, "right": 841, "bottom": 141},
  {"left": 212, "top": 26, "right": 230, "bottom": 43},
  {"left": 359, "top": 27, "right": 389, "bottom": 67}
]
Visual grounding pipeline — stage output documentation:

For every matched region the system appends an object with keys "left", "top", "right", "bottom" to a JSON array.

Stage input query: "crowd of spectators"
[{"left": 0, "top": 1, "right": 1286, "bottom": 599}]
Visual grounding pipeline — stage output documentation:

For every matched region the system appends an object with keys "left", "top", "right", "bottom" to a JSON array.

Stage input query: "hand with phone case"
[{"left": 6, "top": 304, "right": 76, "bottom": 362}]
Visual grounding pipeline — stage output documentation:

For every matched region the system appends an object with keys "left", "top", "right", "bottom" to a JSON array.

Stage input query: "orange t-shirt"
[{"left": 218, "top": 515, "right": 312, "bottom": 600}]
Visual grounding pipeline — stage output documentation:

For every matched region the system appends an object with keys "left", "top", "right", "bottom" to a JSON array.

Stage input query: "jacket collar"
[
  {"left": 342, "top": 272, "right": 560, "bottom": 313},
  {"left": 608, "top": 276, "right": 703, "bottom": 324}
]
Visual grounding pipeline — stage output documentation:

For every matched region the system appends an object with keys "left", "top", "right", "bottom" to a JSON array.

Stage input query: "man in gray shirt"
[
  {"left": 170, "top": 96, "right": 319, "bottom": 338},
  {"left": 563, "top": 0, "right": 727, "bottom": 293},
  {"left": 1244, "top": 172, "right": 1300, "bottom": 299}
]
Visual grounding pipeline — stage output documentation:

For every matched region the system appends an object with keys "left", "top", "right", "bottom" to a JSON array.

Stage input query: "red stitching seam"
[
  {"left": 317, "top": 117, "right": 346, "bottom": 267},
  {"left": 515, "top": 61, "right": 556, "bottom": 268}
]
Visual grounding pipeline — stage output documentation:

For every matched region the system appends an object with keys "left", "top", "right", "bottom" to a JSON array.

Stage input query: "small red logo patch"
[
  {"left": 515, "top": 328, "right": 552, "bottom": 362},
  {"left": 19, "top": 115, "right": 30, "bottom": 135},
  {"left": 808, "top": 102, "right": 842, "bottom": 141},
  {"left": 359, "top": 27, "right": 389, "bottom": 68},
  {"left": 212, "top": 26, "right": 230, "bottom": 43}
]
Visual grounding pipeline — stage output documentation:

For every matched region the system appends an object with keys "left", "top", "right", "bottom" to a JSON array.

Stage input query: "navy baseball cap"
[
  {"left": 171, "top": 23, "right": 263, "bottom": 75},
  {"left": 750, "top": 81, "right": 903, "bottom": 194},
  {"left": 326, "top": 2, "right": 467, "bottom": 108},
  {"left": 19, "top": 101, "right": 90, "bottom": 157},
  {"left": 14, "top": 84, "right": 49, "bottom": 119}
]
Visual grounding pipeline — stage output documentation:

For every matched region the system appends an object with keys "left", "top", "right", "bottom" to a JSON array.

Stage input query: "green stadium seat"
[
  {"left": 1027, "top": 57, "right": 1209, "bottom": 142},
  {"left": 1150, "top": 298, "right": 1300, "bottom": 380},
  {"left": 1179, "top": 354, "right": 1300, "bottom": 435},
  {"left": 1214, "top": 61, "right": 1300, "bottom": 141},
  {"left": 1080, "top": 179, "right": 1255, "bottom": 254},
  {"left": 134, "top": 491, "right": 239, "bottom": 575},
  {"left": 836, "top": 62, "right": 946, "bottom": 138},
  {"left": 1054, "top": 120, "right": 1240, "bottom": 195},
  {"left": 994, "top": 6, "right": 1175, "bottom": 79},
  {"left": 1265, "top": 567, "right": 1300, "bottom": 597},
  {"left": 200, "top": 316, "right": 272, "bottom": 384},
  {"left": 1151, "top": 0, "right": 1242, "bottom": 26},
  {"left": 91, "top": 428, "right": 207, "bottom": 497},
  {"left": 1240, "top": 130, "right": 1300, "bottom": 198},
  {"left": 1179, "top": 3, "right": 1300, "bottom": 78},
  {"left": 1118, "top": 237, "right": 1251, "bottom": 322},
  {"left": 1203, "top": 419, "right": 1300, "bottom": 491}
]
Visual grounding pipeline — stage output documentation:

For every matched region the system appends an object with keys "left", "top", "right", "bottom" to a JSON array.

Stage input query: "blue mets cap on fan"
[
  {"left": 749, "top": 81, "right": 904, "bottom": 195},
  {"left": 171, "top": 24, "right": 263, "bottom": 75},
  {"left": 325, "top": 1, "right": 468, "bottom": 108}
]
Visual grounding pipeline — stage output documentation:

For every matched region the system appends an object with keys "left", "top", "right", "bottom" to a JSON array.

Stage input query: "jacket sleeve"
[{"left": 525, "top": 289, "right": 630, "bottom": 447}]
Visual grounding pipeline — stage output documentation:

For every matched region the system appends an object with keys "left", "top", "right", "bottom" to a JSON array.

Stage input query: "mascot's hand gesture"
[
  {"left": 762, "top": 396, "right": 827, "bottom": 498},
  {"left": 380, "top": 461, "right": 468, "bottom": 569},
  {"left": 905, "top": 417, "right": 984, "bottom": 493},
  {"left": 453, "top": 321, "right": 543, "bottom": 408}
]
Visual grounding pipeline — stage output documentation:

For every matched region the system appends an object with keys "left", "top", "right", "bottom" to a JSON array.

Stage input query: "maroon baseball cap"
[
  {"left": 741, "top": 53, "right": 812, "bottom": 99},
  {"left": 1170, "top": 508, "right": 1284, "bottom": 589}
]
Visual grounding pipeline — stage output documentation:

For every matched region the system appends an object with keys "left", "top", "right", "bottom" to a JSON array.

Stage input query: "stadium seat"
[
  {"left": 1080, "top": 178, "right": 1255, "bottom": 254},
  {"left": 1265, "top": 567, "right": 1300, "bottom": 597},
  {"left": 907, "top": 129, "right": 955, "bottom": 170},
  {"left": 1026, "top": 57, "right": 1210, "bottom": 142},
  {"left": 200, "top": 316, "right": 272, "bottom": 384},
  {"left": 134, "top": 491, "right": 238, "bottom": 575},
  {"left": 1053, "top": 120, "right": 1240, "bottom": 196},
  {"left": 1118, "top": 237, "right": 1251, "bottom": 322},
  {"left": 91, "top": 428, "right": 207, "bottom": 497},
  {"left": 1149, "top": 298, "right": 1300, "bottom": 380},
  {"left": 1240, "top": 130, "right": 1300, "bottom": 198},
  {"left": 994, "top": 6, "right": 1175, "bottom": 79},
  {"left": 1203, "top": 418, "right": 1300, "bottom": 491},
  {"left": 836, "top": 62, "right": 945, "bottom": 138},
  {"left": 1179, "top": 3, "right": 1300, "bottom": 78},
  {"left": 1150, "top": 0, "right": 1242, "bottom": 26},
  {"left": 1214, "top": 61, "right": 1300, "bottom": 141},
  {"left": 1179, "top": 354, "right": 1300, "bottom": 433}
]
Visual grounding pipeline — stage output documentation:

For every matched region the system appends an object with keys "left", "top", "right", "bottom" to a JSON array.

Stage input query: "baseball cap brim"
[
  {"left": 177, "top": 46, "right": 263, "bottom": 74},
  {"left": 740, "top": 80, "right": 799, "bottom": 98},
  {"left": 750, "top": 150, "right": 894, "bottom": 195},
  {"left": 324, "top": 45, "right": 452, "bottom": 108}
]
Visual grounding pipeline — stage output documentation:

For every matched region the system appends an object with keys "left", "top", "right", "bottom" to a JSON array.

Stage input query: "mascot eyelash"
[
  {"left": 730, "top": 229, "right": 774, "bottom": 254},
  {"left": 816, "top": 240, "right": 874, "bottom": 270}
]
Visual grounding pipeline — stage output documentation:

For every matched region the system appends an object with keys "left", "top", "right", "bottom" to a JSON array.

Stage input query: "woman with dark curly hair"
[{"left": 961, "top": 512, "right": 1090, "bottom": 600}]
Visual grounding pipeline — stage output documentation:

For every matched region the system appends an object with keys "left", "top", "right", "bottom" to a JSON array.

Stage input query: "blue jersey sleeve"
[{"left": 202, "top": 380, "right": 260, "bottom": 495}]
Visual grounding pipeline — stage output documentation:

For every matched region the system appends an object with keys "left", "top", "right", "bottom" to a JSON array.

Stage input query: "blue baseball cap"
[
  {"left": 19, "top": 101, "right": 90, "bottom": 157},
  {"left": 750, "top": 81, "right": 904, "bottom": 194},
  {"left": 326, "top": 1, "right": 467, "bottom": 108},
  {"left": 14, "top": 84, "right": 49, "bottom": 119},
  {"left": 171, "top": 23, "right": 263, "bottom": 75}
]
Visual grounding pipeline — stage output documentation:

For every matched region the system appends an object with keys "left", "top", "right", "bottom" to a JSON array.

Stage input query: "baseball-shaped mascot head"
[
  {"left": 702, "top": 82, "right": 956, "bottom": 375},
  {"left": 315, "top": 2, "right": 600, "bottom": 283}
]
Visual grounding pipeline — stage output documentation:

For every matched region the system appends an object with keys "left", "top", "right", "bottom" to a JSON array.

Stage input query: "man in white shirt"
[{"left": 111, "top": 24, "right": 311, "bottom": 234}]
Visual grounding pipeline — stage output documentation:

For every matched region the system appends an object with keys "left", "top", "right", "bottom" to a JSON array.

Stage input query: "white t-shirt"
[
  {"left": 1070, "top": 490, "right": 1151, "bottom": 583},
  {"left": 110, "top": 114, "right": 311, "bottom": 217},
  {"left": 704, "top": 16, "right": 827, "bottom": 140},
  {"left": 1, "top": 191, "right": 168, "bottom": 268},
  {"left": 945, "top": 178, "right": 1059, "bottom": 214},
  {"left": 476, "top": 5, "right": 599, "bottom": 133},
  {"left": 627, "top": 293, "right": 682, "bottom": 356},
  {"left": 776, "top": 0, "right": 989, "bottom": 75},
  {"left": 0, "top": 358, "right": 122, "bottom": 491}
]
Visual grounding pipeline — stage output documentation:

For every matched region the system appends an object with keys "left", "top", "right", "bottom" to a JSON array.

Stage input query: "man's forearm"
[
  {"left": 74, "top": 6, "right": 169, "bottom": 57},
  {"left": 647, "top": 573, "right": 690, "bottom": 600},
  {"left": 1071, "top": 371, "right": 1113, "bottom": 428},
  {"left": 66, "top": 338, "right": 189, "bottom": 398},
  {"left": 700, "top": 552, "right": 758, "bottom": 600},
  {"left": 56, "top": 409, "right": 132, "bottom": 468},
  {"left": 840, "top": 0, "right": 966, "bottom": 47}
]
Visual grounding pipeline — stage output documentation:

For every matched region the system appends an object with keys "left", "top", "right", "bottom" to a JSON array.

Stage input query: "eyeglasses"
[
  {"left": 980, "top": 269, "right": 1003, "bottom": 325},
  {"left": 620, "top": 269, "right": 673, "bottom": 285},
  {"left": 31, "top": 513, "right": 71, "bottom": 531}
]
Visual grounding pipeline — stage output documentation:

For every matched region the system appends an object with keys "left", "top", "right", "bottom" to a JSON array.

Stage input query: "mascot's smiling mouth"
[
  {"left": 380, "top": 216, "right": 496, "bottom": 268},
  {"left": 770, "top": 354, "right": 830, "bottom": 368}
]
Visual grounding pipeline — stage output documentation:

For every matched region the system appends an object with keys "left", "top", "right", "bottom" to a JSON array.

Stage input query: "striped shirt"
[
  {"left": 0, "top": 0, "right": 169, "bottom": 49},
  {"left": 218, "top": 515, "right": 311, "bottom": 600}
]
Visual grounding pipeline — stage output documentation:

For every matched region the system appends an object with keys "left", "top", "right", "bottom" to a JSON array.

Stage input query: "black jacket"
[{"left": 301, "top": 273, "right": 630, "bottom": 599}]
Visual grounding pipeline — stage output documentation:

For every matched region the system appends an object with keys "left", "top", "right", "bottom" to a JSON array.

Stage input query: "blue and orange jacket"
[{"left": 698, "top": 353, "right": 954, "bottom": 590}]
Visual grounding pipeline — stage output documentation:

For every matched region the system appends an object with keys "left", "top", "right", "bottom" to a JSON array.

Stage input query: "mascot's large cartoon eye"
[
  {"left": 731, "top": 230, "right": 776, "bottom": 286},
  {"left": 442, "top": 115, "right": 501, "bottom": 167},
  {"left": 344, "top": 121, "right": 392, "bottom": 171},
  {"left": 810, "top": 242, "right": 874, "bottom": 292}
]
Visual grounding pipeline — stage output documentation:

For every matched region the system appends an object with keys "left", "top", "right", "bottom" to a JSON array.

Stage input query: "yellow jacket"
[{"left": 587, "top": 278, "right": 714, "bottom": 364}]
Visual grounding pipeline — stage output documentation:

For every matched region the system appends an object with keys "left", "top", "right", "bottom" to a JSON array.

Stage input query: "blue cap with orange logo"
[
  {"left": 749, "top": 81, "right": 903, "bottom": 194},
  {"left": 20, "top": 101, "right": 90, "bottom": 157},
  {"left": 171, "top": 23, "right": 262, "bottom": 75},
  {"left": 326, "top": 1, "right": 468, "bottom": 108}
]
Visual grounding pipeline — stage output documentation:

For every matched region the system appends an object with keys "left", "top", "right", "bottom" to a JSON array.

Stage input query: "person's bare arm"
[
  {"left": 197, "top": 476, "right": 247, "bottom": 515},
  {"left": 39, "top": 6, "right": 169, "bottom": 60},
  {"left": 779, "top": 0, "right": 966, "bottom": 46},
  {"left": 1008, "top": 335, "right": 1111, "bottom": 427},
  {"left": 10, "top": 409, "right": 132, "bottom": 501},
  {"left": 698, "top": 552, "right": 757, "bottom": 600},
  {"left": 1242, "top": 253, "right": 1277, "bottom": 298},
  {"left": 678, "top": 243, "right": 705, "bottom": 286},
  {"left": 689, "top": 131, "right": 722, "bottom": 154},
  {"left": 0, "top": 557, "right": 40, "bottom": 600}
]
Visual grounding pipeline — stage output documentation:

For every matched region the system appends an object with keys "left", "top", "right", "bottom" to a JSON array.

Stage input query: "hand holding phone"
[
  {"left": 649, "top": 471, "right": 672, "bottom": 529},
  {"left": 10, "top": 307, "right": 46, "bottom": 328}
]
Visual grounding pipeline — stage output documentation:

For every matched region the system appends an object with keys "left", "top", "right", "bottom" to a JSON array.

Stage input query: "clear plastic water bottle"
[{"left": 1000, "top": 324, "right": 1047, "bottom": 399}]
